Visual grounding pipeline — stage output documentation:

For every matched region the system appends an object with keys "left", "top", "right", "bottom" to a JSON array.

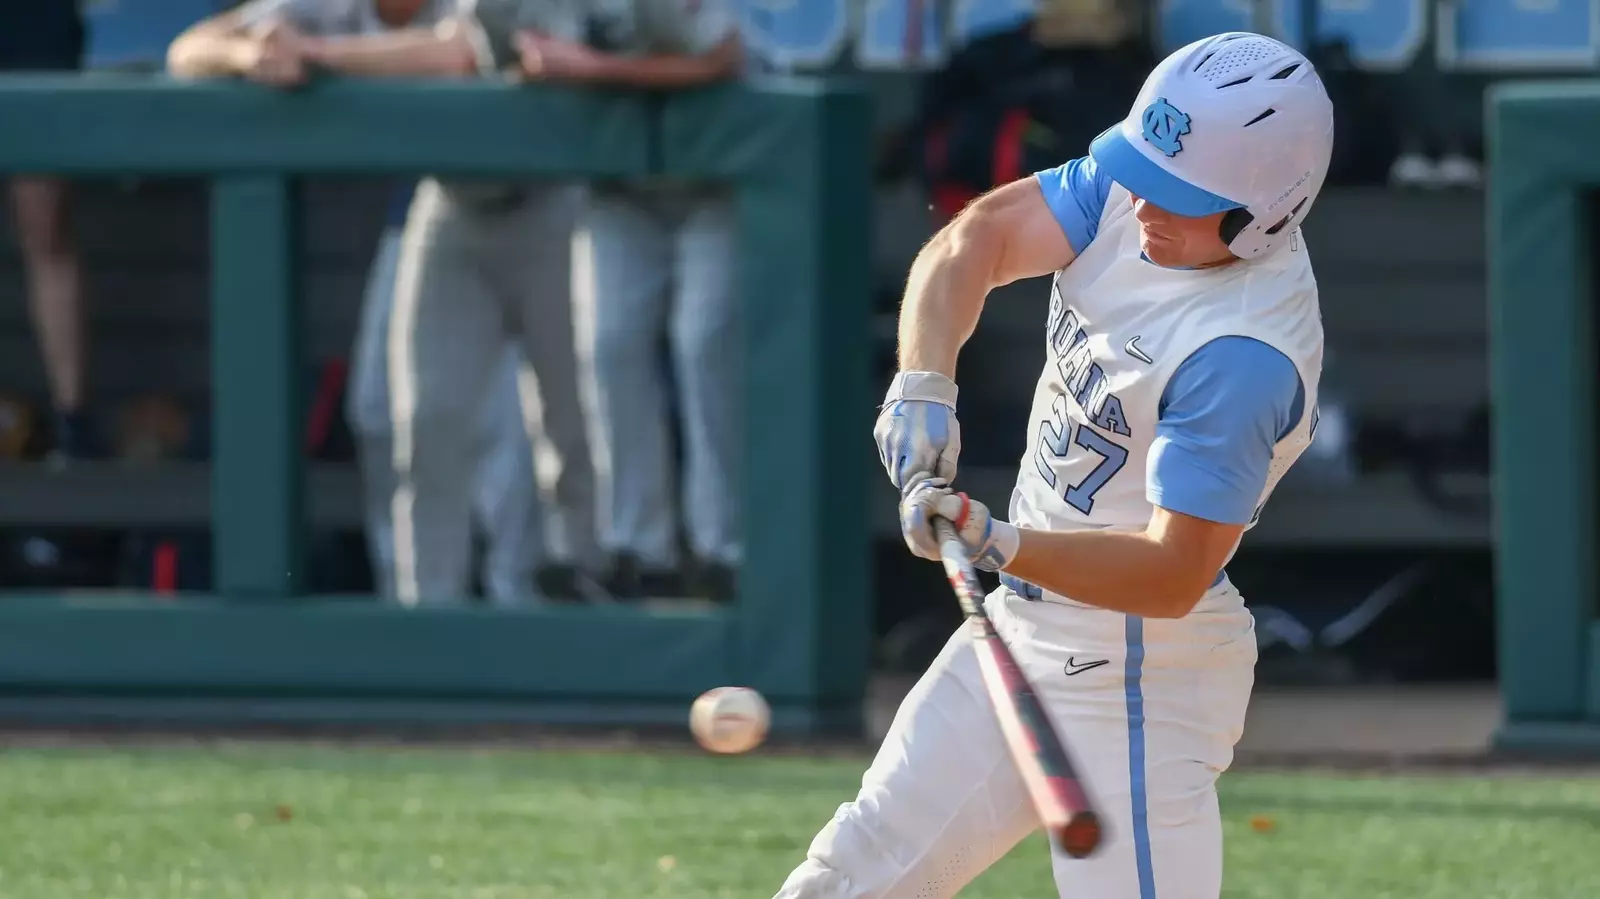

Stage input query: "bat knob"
[{"left": 1054, "top": 811, "right": 1103, "bottom": 859}]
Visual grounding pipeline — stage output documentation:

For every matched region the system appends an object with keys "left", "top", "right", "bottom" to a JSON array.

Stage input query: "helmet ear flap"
[
  {"left": 1219, "top": 208, "right": 1253, "bottom": 245},
  {"left": 1221, "top": 195, "right": 1311, "bottom": 253}
]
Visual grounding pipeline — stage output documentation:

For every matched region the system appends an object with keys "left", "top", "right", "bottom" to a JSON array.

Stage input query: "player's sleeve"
[
  {"left": 1033, "top": 155, "right": 1113, "bottom": 255},
  {"left": 682, "top": 0, "right": 739, "bottom": 54},
  {"left": 1145, "top": 336, "right": 1305, "bottom": 525},
  {"left": 231, "top": 0, "right": 347, "bottom": 34}
]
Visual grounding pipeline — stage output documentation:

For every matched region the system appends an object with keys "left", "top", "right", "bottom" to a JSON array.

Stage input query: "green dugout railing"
[
  {"left": 1487, "top": 80, "right": 1600, "bottom": 752},
  {"left": 0, "top": 75, "right": 873, "bottom": 732}
]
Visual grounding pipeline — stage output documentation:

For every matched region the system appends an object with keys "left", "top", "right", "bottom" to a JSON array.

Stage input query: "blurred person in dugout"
[
  {"left": 557, "top": 0, "right": 745, "bottom": 602},
  {"left": 1, "top": 1, "right": 93, "bottom": 462},
  {"left": 879, "top": 0, "right": 1150, "bottom": 221},
  {"left": 168, "top": 0, "right": 603, "bottom": 605}
]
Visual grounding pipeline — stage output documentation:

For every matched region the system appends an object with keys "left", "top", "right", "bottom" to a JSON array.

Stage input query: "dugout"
[{"left": 0, "top": 75, "right": 874, "bottom": 734}]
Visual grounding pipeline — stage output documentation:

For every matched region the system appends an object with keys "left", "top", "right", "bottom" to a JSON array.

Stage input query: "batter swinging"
[{"left": 778, "top": 32, "right": 1334, "bottom": 899}]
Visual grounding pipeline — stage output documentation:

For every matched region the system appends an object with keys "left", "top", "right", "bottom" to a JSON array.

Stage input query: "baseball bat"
[{"left": 933, "top": 518, "right": 1104, "bottom": 859}]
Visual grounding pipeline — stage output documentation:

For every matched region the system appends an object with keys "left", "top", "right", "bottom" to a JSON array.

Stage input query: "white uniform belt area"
[{"left": 1000, "top": 569, "right": 1228, "bottom": 603}]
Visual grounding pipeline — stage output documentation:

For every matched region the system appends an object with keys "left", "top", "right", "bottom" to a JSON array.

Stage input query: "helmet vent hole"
[
  {"left": 1271, "top": 63, "right": 1301, "bottom": 80},
  {"left": 1194, "top": 39, "right": 1281, "bottom": 83},
  {"left": 1264, "top": 198, "right": 1310, "bottom": 236},
  {"left": 1219, "top": 77, "right": 1253, "bottom": 89},
  {"left": 1243, "top": 108, "right": 1277, "bottom": 126}
]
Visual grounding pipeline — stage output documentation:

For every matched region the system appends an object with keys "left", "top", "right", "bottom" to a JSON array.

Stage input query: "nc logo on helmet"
[{"left": 1141, "top": 98, "right": 1191, "bottom": 157}]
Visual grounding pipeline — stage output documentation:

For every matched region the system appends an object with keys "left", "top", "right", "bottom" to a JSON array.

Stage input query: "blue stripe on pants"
[{"left": 1124, "top": 615, "right": 1156, "bottom": 899}]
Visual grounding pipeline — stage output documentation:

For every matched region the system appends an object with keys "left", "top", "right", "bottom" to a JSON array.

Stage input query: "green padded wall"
[
  {"left": 0, "top": 75, "right": 872, "bottom": 732},
  {"left": 662, "top": 80, "right": 874, "bottom": 710},
  {"left": 1486, "top": 80, "right": 1600, "bottom": 751},
  {"left": 211, "top": 177, "right": 303, "bottom": 596}
]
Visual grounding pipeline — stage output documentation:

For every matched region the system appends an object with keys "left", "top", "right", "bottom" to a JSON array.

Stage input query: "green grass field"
[{"left": 0, "top": 743, "right": 1595, "bottom": 898}]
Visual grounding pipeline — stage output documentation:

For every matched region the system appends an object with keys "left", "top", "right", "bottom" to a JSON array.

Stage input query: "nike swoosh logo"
[
  {"left": 1124, "top": 336, "right": 1153, "bottom": 365},
  {"left": 1064, "top": 657, "right": 1110, "bottom": 676}
]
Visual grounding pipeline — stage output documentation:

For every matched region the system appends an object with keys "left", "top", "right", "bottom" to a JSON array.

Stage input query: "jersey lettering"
[{"left": 1035, "top": 295, "right": 1135, "bottom": 515}]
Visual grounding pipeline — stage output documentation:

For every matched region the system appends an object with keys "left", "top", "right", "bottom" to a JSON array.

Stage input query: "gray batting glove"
[{"left": 873, "top": 371, "right": 961, "bottom": 494}]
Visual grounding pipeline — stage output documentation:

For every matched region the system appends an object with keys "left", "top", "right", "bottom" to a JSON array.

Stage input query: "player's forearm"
[
  {"left": 1002, "top": 528, "right": 1214, "bottom": 619},
  {"left": 583, "top": 48, "right": 738, "bottom": 87},
  {"left": 167, "top": 34, "right": 257, "bottom": 77},
  {"left": 896, "top": 218, "right": 998, "bottom": 377},
  {"left": 305, "top": 29, "right": 478, "bottom": 77}
]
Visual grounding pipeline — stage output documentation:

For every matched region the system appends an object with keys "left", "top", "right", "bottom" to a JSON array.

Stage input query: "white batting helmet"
[{"left": 1088, "top": 32, "right": 1335, "bottom": 259}]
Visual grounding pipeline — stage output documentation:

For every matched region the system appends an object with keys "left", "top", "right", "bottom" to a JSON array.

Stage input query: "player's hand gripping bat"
[{"left": 932, "top": 518, "right": 1104, "bottom": 858}]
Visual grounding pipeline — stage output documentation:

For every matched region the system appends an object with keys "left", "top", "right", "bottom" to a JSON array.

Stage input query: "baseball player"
[
  {"left": 781, "top": 32, "right": 1332, "bottom": 899},
  {"left": 519, "top": 0, "right": 744, "bottom": 600},
  {"left": 174, "top": 0, "right": 611, "bottom": 604},
  {"left": 349, "top": 184, "right": 544, "bottom": 603},
  {"left": 169, "top": 0, "right": 552, "bottom": 605}
]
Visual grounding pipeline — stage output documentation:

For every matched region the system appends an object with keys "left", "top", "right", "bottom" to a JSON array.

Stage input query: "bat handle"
[
  {"left": 932, "top": 517, "right": 973, "bottom": 565},
  {"left": 931, "top": 518, "right": 981, "bottom": 596}
]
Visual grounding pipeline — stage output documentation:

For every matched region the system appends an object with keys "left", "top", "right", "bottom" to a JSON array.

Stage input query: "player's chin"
[{"left": 1140, "top": 235, "right": 1189, "bottom": 268}]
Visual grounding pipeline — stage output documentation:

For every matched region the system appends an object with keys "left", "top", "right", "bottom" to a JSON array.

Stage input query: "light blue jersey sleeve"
[
  {"left": 1146, "top": 336, "right": 1306, "bottom": 525},
  {"left": 1034, "top": 156, "right": 1114, "bottom": 255}
]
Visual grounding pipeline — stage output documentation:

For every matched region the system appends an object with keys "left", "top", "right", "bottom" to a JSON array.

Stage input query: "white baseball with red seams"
[{"left": 689, "top": 687, "right": 770, "bottom": 754}]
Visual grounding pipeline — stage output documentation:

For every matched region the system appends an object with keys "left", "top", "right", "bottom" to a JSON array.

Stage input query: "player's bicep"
[
  {"left": 953, "top": 177, "right": 1079, "bottom": 287},
  {"left": 1147, "top": 506, "right": 1247, "bottom": 591}
]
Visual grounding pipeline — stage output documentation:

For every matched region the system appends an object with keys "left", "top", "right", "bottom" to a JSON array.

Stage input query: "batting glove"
[
  {"left": 900, "top": 479, "right": 1019, "bottom": 572},
  {"left": 873, "top": 371, "right": 961, "bottom": 494}
]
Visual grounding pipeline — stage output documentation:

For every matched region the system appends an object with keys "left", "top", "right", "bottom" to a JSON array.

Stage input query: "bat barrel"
[{"left": 1053, "top": 810, "right": 1103, "bottom": 859}]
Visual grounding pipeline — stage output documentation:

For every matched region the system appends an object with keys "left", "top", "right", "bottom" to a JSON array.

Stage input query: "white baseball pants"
[{"left": 774, "top": 581, "right": 1257, "bottom": 899}]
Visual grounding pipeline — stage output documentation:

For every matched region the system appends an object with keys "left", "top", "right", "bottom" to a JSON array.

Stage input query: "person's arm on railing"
[
  {"left": 513, "top": 0, "right": 743, "bottom": 88},
  {"left": 166, "top": 0, "right": 327, "bottom": 82},
  {"left": 169, "top": 0, "right": 514, "bottom": 82},
  {"left": 298, "top": 23, "right": 482, "bottom": 78},
  {"left": 297, "top": 0, "right": 591, "bottom": 79},
  {"left": 516, "top": 32, "right": 741, "bottom": 87}
]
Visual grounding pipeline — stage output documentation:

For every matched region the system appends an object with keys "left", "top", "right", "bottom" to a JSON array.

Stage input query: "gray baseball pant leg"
[
  {"left": 352, "top": 226, "right": 542, "bottom": 602},
  {"left": 583, "top": 191, "right": 678, "bottom": 567},
  {"left": 473, "top": 344, "right": 544, "bottom": 604},
  {"left": 347, "top": 225, "right": 406, "bottom": 600},
  {"left": 670, "top": 194, "right": 742, "bottom": 565},
  {"left": 481, "top": 184, "right": 601, "bottom": 571},
  {"left": 388, "top": 181, "right": 507, "bottom": 605}
]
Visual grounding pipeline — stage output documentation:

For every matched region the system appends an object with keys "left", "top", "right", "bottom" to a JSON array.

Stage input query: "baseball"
[{"left": 689, "top": 687, "right": 770, "bottom": 754}]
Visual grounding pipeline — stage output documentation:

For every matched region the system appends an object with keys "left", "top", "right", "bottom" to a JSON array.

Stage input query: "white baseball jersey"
[
  {"left": 1009, "top": 173, "right": 1323, "bottom": 604},
  {"left": 233, "top": 0, "right": 454, "bottom": 34}
]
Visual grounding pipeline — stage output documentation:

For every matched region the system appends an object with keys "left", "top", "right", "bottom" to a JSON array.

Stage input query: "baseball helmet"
[{"left": 1088, "top": 32, "right": 1335, "bottom": 258}]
